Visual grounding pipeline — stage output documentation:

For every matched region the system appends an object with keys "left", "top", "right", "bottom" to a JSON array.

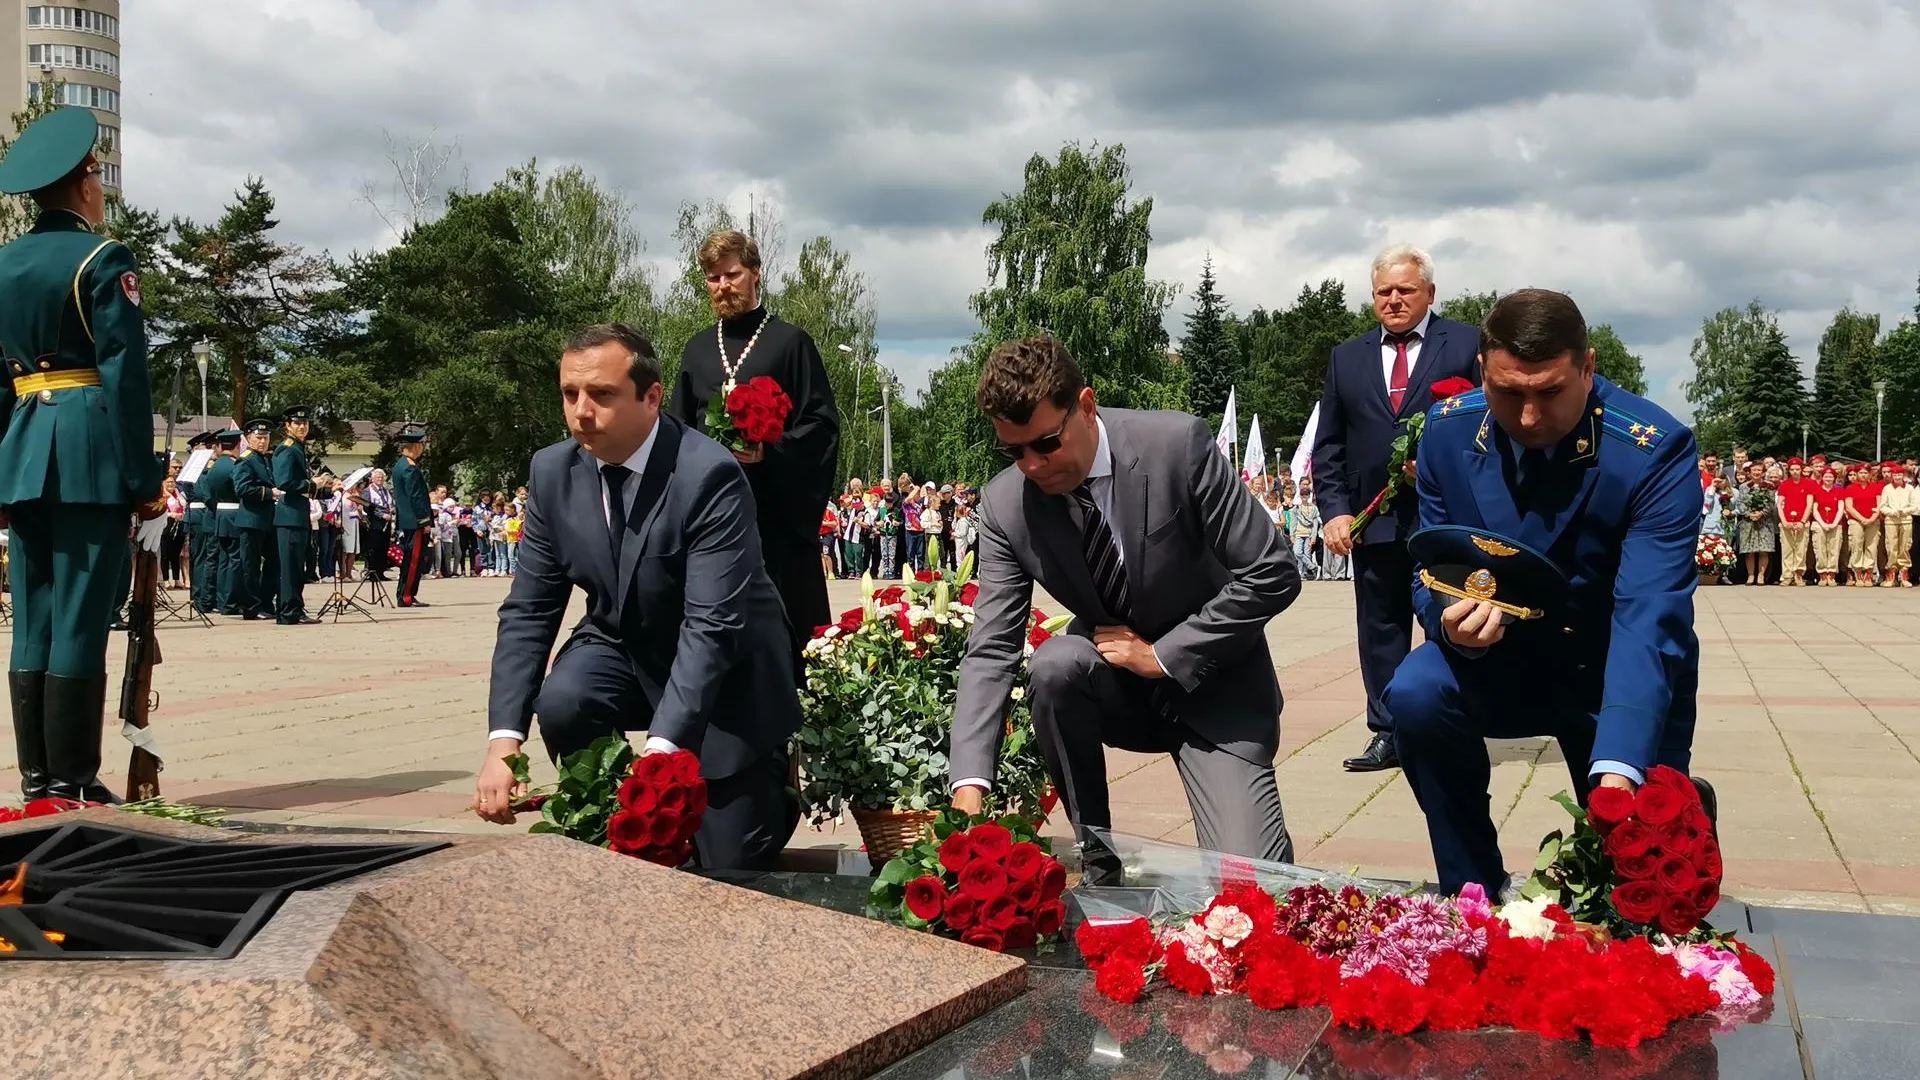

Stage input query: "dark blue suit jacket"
[
  {"left": 1410, "top": 377, "right": 1702, "bottom": 774},
  {"left": 486, "top": 415, "right": 802, "bottom": 777},
  {"left": 1312, "top": 316, "right": 1480, "bottom": 543}
]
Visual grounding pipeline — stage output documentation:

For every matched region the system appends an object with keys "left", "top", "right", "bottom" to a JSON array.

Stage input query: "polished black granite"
[{"left": 713, "top": 870, "right": 1920, "bottom": 1079}]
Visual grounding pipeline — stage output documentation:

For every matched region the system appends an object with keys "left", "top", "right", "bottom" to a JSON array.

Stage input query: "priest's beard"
[{"left": 711, "top": 288, "right": 757, "bottom": 321}]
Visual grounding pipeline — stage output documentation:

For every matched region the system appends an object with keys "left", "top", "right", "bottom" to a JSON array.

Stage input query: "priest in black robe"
[{"left": 668, "top": 229, "right": 840, "bottom": 682}]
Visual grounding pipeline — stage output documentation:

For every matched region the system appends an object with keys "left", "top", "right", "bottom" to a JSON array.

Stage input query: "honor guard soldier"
[
  {"left": 182, "top": 430, "right": 218, "bottom": 612},
  {"left": 273, "top": 406, "right": 318, "bottom": 624},
  {"left": 203, "top": 429, "right": 245, "bottom": 613},
  {"left": 0, "top": 107, "right": 164, "bottom": 802},
  {"left": 232, "top": 417, "right": 278, "bottom": 620},
  {"left": 1383, "top": 289, "right": 1713, "bottom": 896},
  {"left": 392, "top": 428, "right": 432, "bottom": 607}
]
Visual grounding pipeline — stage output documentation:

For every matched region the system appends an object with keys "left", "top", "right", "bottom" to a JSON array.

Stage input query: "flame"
[{"left": 0, "top": 862, "right": 26, "bottom": 906}]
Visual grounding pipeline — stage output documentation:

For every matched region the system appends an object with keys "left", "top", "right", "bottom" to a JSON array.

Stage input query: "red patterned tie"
[{"left": 1387, "top": 331, "right": 1417, "bottom": 412}]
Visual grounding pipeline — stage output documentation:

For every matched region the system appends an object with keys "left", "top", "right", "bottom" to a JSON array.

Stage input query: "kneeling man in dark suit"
[
  {"left": 949, "top": 337, "right": 1303, "bottom": 876},
  {"left": 473, "top": 323, "right": 802, "bottom": 870}
]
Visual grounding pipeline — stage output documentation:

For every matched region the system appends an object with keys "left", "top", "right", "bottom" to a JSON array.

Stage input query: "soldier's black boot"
[
  {"left": 8, "top": 670, "right": 50, "bottom": 800},
  {"left": 43, "top": 673, "right": 121, "bottom": 805}
]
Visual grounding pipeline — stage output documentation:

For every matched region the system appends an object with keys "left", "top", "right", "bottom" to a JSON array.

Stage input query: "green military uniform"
[
  {"left": 392, "top": 432, "right": 432, "bottom": 607},
  {"left": 204, "top": 430, "right": 243, "bottom": 613},
  {"left": 232, "top": 418, "right": 278, "bottom": 620},
  {"left": 183, "top": 430, "right": 217, "bottom": 612},
  {"left": 0, "top": 107, "right": 162, "bottom": 802},
  {"left": 272, "top": 406, "right": 315, "bottom": 624}
]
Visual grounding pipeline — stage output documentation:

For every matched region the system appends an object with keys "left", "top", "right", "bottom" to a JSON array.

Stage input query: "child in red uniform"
[
  {"left": 1812, "top": 467, "right": 1845, "bottom": 586},
  {"left": 1777, "top": 458, "right": 1814, "bottom": 586}
]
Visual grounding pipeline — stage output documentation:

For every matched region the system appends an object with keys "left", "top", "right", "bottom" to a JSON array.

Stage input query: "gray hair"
[{"left": 1371, "top": 244, "right": 1435, "bottom": 285}]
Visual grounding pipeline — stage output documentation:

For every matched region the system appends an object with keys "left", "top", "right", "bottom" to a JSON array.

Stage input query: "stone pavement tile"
[
  {"left": 1800, "top": 1019, "right": 1920, "bottom": 1080},
  {"left": 1733, "top": 887, "right": 1872, "bottom": 913},
  {"left": 1868, "top": 895, "right": 1920, "bottom": 917}
]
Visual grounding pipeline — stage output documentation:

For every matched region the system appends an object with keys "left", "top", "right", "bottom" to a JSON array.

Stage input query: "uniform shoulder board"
[
  {"left": 282, "top": 438, "right": 294, "bottom": 447},
  {"left": 1598, "top": 403, "right": 1668, "bottom": 453},
  {"left": 1429, "top": 388, "right": 1486, "bottom": 420},
  {"left": 238, "top": 449, "right": 251, "bottom": 459}
]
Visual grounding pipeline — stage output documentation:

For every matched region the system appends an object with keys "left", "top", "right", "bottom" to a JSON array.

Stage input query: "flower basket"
[
  {"left": 1697, "top": 570, "right": 1720, "bottom": 586},
  {"left": 1694, "top": 532, "right": 1734, "bottom": 584},
  {"left": 796, "top": 556, "right": 1061, "bottom": 828},
  {"left": 852, "top": 807, "right": 940, "bottom": 863}
]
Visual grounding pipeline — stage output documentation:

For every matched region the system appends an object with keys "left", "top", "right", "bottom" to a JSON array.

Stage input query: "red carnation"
[
  {"left": 1431, "top": 376, "right": 1476, "bottom": 400},
  {"left": 915, "top": 570, "right": 936, "bottom": 582},
  {"left": 1587, "top": 785, "right": 1636, "bottom": 832},
  {"left": 1033, "top": 899, "right": 1067, "bottom": 937},
  {"left": 836, "top": 607, "right": 863, "bottom": 632},
  {"left": 617, "top": 777, "right": 657, "bottom": 814},
  {"left": 1603, "top": 819, "right": 1658, "bottom": 860},
  {"left": 944, "top": 893, "right": 979, "bottom": 930},
  {"left": 1612, "top": 880, "right": 1665, "bottom": 924},
  {"left": 876, "top": 585, "right": 906, "bottom": 606},
  {"left": 1004, "top": 841, "right": 1045, "bottom": 881},
  {"left": 1160, "top": 941, "right": 1215, "bottom": 996},
  {"left": 1037, "top": 860, "right": 1067, "bottom": 901},
  {"left": 904, "top": 875, "right": 948, "bottom": 921},
  {"left": 1027, "top": 624, "right": 1052, "bottom": 648},
  {"left": 966, "top": 823, "right": 1014, "bottom": 863},
  {"left": 1654, "top": 854, "right": 1698, "bottom": 896},
  {"left": 937, "top": 831, "right": 974, "bottom": 873},
  {"left": 1007, "top": 878, "right": 1042, "bottom": 913},
  {"left": 959, "top": 860, "right": 1009, "bottom": 902},
  {"left": 959, "top": 582, "right": 980, "bottom": 606},
  {"left": 607, "top": 810, "right": 650, "bottom": 852},
  {"left": 1094, "top": 959, "right": 1147, "bottom": 1003},
  {"left": 961, "top": 925, "right": 1006, "bottom": 952},
  {"left": 1734, "top": 942, "right": 1776, "bottom": 996},
  {"left": 894, "top": 608, "right": 915, "bottom": 636},
  {"left": 1657, "top": 894, "right": 1700, "bottom": 936},
  {"left": 1633, "top": 782, "right": 1685, "bottom": 827}
]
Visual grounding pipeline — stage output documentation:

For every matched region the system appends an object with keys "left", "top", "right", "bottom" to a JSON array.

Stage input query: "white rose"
[{"left": 1010, "top": 687, "right": 1025, "bottom": 701}]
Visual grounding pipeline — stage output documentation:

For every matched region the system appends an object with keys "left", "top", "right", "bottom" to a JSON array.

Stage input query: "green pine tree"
[
  {"left": 1181, "top": 254, "right": 1238, "bottom": 421},
  {"left": 1727, "top": 323, "right": 1810, "bottom": 457},
  {"left": 1810, "top": 308, "right": 1881, "bottom": 460}
]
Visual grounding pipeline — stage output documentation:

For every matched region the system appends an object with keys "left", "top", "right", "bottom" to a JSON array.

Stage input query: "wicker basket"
[{"left": 851, "top": 808, "right": 939, "bottom": 865}]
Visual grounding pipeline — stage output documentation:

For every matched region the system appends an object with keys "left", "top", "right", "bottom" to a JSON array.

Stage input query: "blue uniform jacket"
[{"left": 1410, "top": 376, "right": 1701, "bottom": 774}]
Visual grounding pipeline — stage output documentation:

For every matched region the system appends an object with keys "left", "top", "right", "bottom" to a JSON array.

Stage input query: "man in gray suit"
[
  {"left": 949, "top": 337, "right": 1303, "bottom": 873},
  {"left": 472, "top": 323, "right": 802, "bottom": 870}
]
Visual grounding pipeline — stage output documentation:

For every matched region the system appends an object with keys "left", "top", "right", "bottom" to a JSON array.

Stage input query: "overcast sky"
[{"left": 123, "top": 0, "right": 1920, "bottom": 419}]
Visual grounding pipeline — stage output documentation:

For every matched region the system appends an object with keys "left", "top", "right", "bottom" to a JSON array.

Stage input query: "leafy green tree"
[
  {"left": 1439, "top": 290, "right": 1498, "bottom": 329},
  {"left": 1876, "top": 312, "right": 1920, "bottom": 462},
  {"left": 1725, "top": 322, "right": 1810, "bottom": 457},
  {"left": 1235, "top": 280, "right": 1373, "bottom": 455},
  {"left": 166, "top": 178, "right": 334, "bottom": 424},
  {"left": 1685, "top": 301, "right": 1778, "bottom": 455},
  {"left": 776, "top": 234, "right": 884, "bottom": 486},
  {"left": 1181, "top": 254, "right": 1239, "bottom": 421},
  {"left": 894, "top": 350, "right": 1000, "bottom": 487},
  {"left": 967, "top": 142, "right": 1179, "bottom": 410},
  {"left": 1589, "top": 325, "right": 1648, "bottom": 396},
  {"left": 1810, "top": 308, "right": 1881, "bottom": 460}
]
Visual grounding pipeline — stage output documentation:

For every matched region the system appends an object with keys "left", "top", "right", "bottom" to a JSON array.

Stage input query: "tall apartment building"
[{"left": 0, "top": 1, "right": 121, "bottom": 190}]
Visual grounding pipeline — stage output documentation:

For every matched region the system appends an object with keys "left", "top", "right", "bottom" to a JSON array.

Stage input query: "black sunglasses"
[{"left": 995, "top": 417, "right": 1072, "bottom": 461}]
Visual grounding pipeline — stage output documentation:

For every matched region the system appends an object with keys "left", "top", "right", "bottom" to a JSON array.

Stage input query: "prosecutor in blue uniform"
[{"left": 1384, "top": 288, "right": 1708, "bottom": 894}]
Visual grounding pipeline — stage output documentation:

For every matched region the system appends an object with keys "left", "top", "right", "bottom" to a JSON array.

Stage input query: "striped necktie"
[{"left": 1071, "top": 480, "right": 1130, "bottom": 621}]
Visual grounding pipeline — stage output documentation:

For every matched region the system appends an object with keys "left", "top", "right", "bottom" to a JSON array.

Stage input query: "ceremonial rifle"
[{"left": 121, "top": 521, "right": 165, "bottom": 801}]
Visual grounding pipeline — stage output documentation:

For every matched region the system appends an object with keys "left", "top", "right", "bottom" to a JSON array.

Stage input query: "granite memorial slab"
[{"left": 0, "top": 812, "right": 1025, "bottom": 1079}]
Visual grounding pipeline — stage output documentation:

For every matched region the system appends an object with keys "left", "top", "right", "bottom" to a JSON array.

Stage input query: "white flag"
[
  {"left": 1243, "top": 415, "right": 1266, "bottom": 482},
  {"left": 1215, "top": 386, "right": 1239, "bottom": 462},
  {"left": 1292, "top": 403, "right": 1320, "bottom": 481}
]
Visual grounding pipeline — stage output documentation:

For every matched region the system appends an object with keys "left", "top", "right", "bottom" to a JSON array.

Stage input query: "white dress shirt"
[
  {"left": 1380, "top": 310, "right": 1433, "bottom": 399},
  {"left": 488, "top": 424, "right": 676, "bottom": 754}
]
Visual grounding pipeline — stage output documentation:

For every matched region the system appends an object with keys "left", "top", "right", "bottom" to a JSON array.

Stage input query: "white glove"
[{"left": 136, "top": 513, "right": 169, "bottom": 553}]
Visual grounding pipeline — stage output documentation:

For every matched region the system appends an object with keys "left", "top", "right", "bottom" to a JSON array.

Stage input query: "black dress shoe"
[{"left": 1344, "top": 731, "right": 1400, "bottom": 772}]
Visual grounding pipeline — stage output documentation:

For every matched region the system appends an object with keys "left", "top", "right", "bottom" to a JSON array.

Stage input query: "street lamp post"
[
  {"left": 1875, "top": 380, "right": 1889, "bottom": 463},
  {"left": 192, "top": 341, "right": 211, "bottom": 434},
  {"left": 838, "top": 343, "right": 893, "bottom": 484},
  {"left": 838, "top": 343, "right": 863, "bottom": 482},
  {"left": 1802, "top": 423, "right": 1809, "bottom": 462},
  {"left": 163, "top": 350, "right": 183, "bottom": 454}
]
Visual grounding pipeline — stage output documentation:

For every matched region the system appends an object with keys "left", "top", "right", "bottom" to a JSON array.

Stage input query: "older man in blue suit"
[
  {"left": 1384, "top": 288, "right": 1706, "bottom": 895},
  {"left": 1313, "top": 245, "right": 1481, "bottom": 773}
]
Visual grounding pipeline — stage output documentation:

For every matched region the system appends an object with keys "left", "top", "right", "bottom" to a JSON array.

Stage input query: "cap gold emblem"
[
  {"left": 1464, "top": 568, "right": 1498, "bottom": 600},
  {"left": 1470, "top": 535, "right": 1520, "bottom": 557}
]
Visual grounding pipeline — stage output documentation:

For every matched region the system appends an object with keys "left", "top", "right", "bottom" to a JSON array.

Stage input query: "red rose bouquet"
[
  {"left": 1522, "top": 765, "right": 1722, "bottom": 938},
  {"left": 706, "top": 375, "right": 792, "bottom": 456},
  {"left": 868, "top": 809, "right": 1069, "bottom": 953},
  {"left": 1348, "top": 375, "right": 1477, "bottom": 537},
  {"left": 507, "top": 736, "right": 708, "bottom": 868}
]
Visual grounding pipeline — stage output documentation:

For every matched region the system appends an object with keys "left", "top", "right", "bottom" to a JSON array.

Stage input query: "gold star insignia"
[
  {"left": 1629, "top": 423, "right": 1643, "bottom": 436},
  {"left": 1644, "top": 425, "right": 1659, "bottom": 438},
  {"left": 1440, "top": 399, "right": 1457, "bottom": 415},
  {"left": 1636, "top": 435, "right": 1651, "bottom": 448}
]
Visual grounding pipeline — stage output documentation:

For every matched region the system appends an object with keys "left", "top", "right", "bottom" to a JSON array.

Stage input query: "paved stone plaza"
[{"left": 4, "top": 576, "right": 1916, "bottom": 916}]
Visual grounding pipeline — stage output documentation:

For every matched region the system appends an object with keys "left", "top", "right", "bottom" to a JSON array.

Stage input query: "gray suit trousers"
[{"left": 1028, "top": 635, "right": 1294, "bottom": 863}]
